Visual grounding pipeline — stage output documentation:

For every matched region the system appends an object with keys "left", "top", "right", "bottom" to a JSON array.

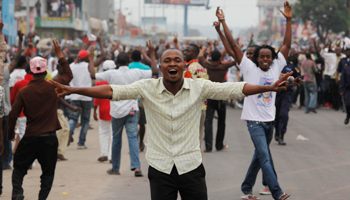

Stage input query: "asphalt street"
[{"left": 2, "top": 106, "right": 349, "bottom": 200}]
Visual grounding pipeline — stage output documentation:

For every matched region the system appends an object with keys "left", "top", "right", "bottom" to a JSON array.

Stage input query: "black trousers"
[
  {"left": 204, "top": 100, "right": 226, "bottom": 151},
  {"left": 330, "top": 79, "right": 341, "bottom": 110},
  {"left": 12, "top": 132, "right": 58, "bottom": 200},
  {"left": 148, "top": 164, "right": 207, "bottom": 200},
  {"left": 275, "top": 90, "right": 293, "bottom": 134},
  {"left": 2, "top": 115, "right": 11, "bottom": 169}
]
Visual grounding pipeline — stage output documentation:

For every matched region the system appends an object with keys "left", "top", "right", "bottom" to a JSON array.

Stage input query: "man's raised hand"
[
  {"left": 279, "top": 1, "right": 292, "bottom": 20},
  {"left": 18, "top": 30, "right": 24, "bottom": 42},
  {"left": 216, "top": 6, "right": 225, "bottom": 19},
  {"left": 146, "top": 40, "right": 155, "bottom": 54},
  {"left": 97, "top": 36, "right": 102, "bottom": 43},
  {"left": 213, "top": 21, "right": 220, "bottom": 32},
  {"left": 52, "top": 38, "right": 64, "bottom": 58},
  {"left": 173, "top": 34, "right": 178, "bottom": 44}
]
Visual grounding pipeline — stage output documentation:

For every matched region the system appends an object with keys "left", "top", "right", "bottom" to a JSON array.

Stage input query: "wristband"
[{"left": 219, "top": 18, "right": 225, "bottom": 21}]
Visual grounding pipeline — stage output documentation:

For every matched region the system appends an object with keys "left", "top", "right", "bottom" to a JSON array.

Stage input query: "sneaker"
[
  {"left": 57, "top": 154, "right": 68, "bottom": 161},
  {"left": 77, "top": 145, "right": 88, "bottom": 150},
  {"left": 236, "top": 102, "right": 243, "bottom": 109},
  {"left": 107, "top": 168, "right": 120, "bottom": 175},
  {"left": 344, "top": 117, "right": 349, "bottom": 125},
  {"left": 240, "top": 194, "right": 260, "bottom": 200},
  {"left": 98, "top": 156, "right": 108, "bottom": 162},
  {"left": 259, "top": 188, "right": 271, "bottom": 195},
  {"left": 278, "top": 193, "right": 290, "bottom": 200}
]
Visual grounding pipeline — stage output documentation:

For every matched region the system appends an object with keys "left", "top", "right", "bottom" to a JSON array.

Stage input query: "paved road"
[{"left": 2, "top": 106, "right": 349, "bottom": 200}]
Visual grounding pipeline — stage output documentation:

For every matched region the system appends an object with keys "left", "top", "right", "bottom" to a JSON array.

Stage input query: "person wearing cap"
[
  {"left": 68, "top": 37, "right": 105, "bottom": 149},
  {"left": 94, "top": 60, "right": 114, "bottom": 162},
  {"left": 87, "top": 41, "right": 157, "bottom": 177},
  {"left": 7, "top": 39, "right": 73, "bottom": 200}
]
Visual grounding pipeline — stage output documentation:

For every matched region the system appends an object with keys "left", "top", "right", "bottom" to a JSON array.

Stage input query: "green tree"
[{"left": 293, "top": 0, "right": 350, "bottom": 42}]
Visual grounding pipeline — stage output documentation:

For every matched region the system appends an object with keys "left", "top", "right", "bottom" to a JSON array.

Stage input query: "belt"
[
  {"left": 37, "top": 132, "right": 56, "bottom": 137},
  {"left": 247, "top": 121, "right": 275, "bottom": 125}
]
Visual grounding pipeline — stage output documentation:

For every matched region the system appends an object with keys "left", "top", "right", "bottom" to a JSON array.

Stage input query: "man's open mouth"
[{"left": 168, "top": 69, "right": 178, "bottom": 75}]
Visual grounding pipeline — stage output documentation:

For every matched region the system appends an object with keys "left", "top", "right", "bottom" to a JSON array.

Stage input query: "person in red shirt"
[
  {"left": 10, "top": 65, "right": 33, "bottom": 155},
  {"left": 93, "top": 60, "right": 115, "bottom": 162}
]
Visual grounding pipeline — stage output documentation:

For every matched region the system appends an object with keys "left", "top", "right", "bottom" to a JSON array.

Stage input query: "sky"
[{"left": 114, "top": 0, "right": 259, "bottom": 37}]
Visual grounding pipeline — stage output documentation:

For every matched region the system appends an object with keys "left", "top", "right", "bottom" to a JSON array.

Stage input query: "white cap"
[{"left": 102, "top": 60, "right": 116, "bottom": 70}]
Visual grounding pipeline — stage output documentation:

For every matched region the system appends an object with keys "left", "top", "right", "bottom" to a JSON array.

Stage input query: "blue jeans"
[
  {"left": 241, "top": 121, "right": 283, "bottom": 200},
  {"left": 68, "top": 100, "right": 92, "bottom": 146},
  {"left": 111, "top": 113, "right": 140, "bottom": 171},
  {"left": 304, "top": 82, "right": 318, "bottom": 112}
]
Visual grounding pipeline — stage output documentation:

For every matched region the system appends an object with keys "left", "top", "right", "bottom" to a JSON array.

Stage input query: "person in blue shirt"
[
  {"left": 128, "top": 50, "right": 151, "bottom": 70},
  {"left": 128, "top": 50, "right": 150, "bottom": 152}
]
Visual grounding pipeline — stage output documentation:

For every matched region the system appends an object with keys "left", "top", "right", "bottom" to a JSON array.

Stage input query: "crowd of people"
[{"left": 0, "top": 1, "right": 349, "bottom": 200}]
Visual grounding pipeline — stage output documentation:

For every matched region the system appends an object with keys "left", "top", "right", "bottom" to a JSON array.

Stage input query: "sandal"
[{"left": 279, "top": 193, "right": 290, "bottom": 200}]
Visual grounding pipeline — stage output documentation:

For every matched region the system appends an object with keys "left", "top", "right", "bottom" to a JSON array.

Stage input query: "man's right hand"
[
  {"left": 49, "top": 80, "right": 73, "bottom": 97},
  {"left": 94, "top": 112, "right": 98, "bottom": 121},
  {"left": 216, "top": 6, "right": 225, "bottom": 19}
]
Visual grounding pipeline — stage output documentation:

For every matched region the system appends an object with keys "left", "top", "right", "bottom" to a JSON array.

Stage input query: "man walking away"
[{"left": 8, "top": 39, "right": 72, "bottom": 200}]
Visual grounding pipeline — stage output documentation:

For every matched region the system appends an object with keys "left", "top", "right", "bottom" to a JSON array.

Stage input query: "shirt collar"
[
  {"left": 157, "top": 78, "right": 190, "bottom": 94},
  {"left": 119, "top": 66, "right": 129, "bottom": 69}
]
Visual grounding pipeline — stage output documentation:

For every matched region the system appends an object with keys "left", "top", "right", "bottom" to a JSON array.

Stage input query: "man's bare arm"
[
  {"left": 213, "top": 21, "right": 236, "bottom": 60},
  {"left": 94, "top": 37, "right": 105, "bottom": 67},
  {"left": 49, "top": 80, "right": 113, "bottom": 99},
  {"left": 216, "top": 8, "right": 244, "bottom": 64},
  {"left": 242, "top": 72, "right": 293, "bottom": 96},
  {"left": 88, "top": 47, "right": 96, "bottom": 79},
  {"left": 147, "top": 40, "right": 158, "bottom": 76},
  {"left": 9, "top": 31, "right": 24, "bottom": 73},
  {"left": 279, "top": 1, "right": 292, "bottom": 60},
  {"left": 138, "top": 45, "right": 152, "bottom": 65}
]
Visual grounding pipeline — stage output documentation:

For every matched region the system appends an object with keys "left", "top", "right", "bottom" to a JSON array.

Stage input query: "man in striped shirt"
[{"left": 50, "top": 48, "right": 292, "bottom": 200}]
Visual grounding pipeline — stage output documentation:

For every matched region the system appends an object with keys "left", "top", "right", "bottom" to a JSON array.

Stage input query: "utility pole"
[
  {"left": 184, "top": 5, "right": 188, "bottom": 36},
  {"left": 26, "top": 0, "right": 30, "bottom": 34}
]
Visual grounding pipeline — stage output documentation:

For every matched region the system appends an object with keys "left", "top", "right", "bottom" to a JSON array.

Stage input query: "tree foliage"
[{"left": 293, "top": 0, "right": 350, "bottom": 41}]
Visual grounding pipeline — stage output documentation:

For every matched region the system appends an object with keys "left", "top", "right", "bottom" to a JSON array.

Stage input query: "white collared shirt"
[
  {"left": 110, "top": 78, "right": 246, "bottom": 175},
  {"left": 96, "top": 66, "right": 151, "bottom": 119}
]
